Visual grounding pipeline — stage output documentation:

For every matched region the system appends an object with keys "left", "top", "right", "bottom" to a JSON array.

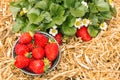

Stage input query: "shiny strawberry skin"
[
  {"left": 15, "top": 44, "right": 29, "bottom": 55},
  {"left": 54, "top": 33, "right": 62, "bottom": 45},
  {"left": 29, "top": 60, "right": 45, "bottom": 74},
  {"left": 76, "top": 26, "right": 92, "bottom": 41},
  {"left": 15, "top": 55, "right": 30, "bottom": 68},
  {"left": 45, "top": 43, "right": 59, "bottom": 61},
  {"left": 32, "top": 47, "right": 45, "bottom": 59},
  {"left": 34, "top": 33, "right": 48, "bottom": 48},
  {"left": 27, "top": 43, "right": 34, "bottom": 51},
  {"left": 19, "top": 32, "right": 32, "bottom": 44}
]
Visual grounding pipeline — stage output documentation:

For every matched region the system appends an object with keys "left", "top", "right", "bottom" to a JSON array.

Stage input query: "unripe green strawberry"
[{"left": 45, "top": 43, "right": 59, "bottom": 61}]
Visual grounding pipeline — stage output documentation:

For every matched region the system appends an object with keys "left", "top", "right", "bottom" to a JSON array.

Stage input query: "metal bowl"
[{"left": 12, "top": 31, "right": 61, "bottom": 76}]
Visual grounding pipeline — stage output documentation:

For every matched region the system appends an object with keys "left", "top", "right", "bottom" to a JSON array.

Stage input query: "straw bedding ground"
[{"left": 0, "top": 0, "right": 120, "bottom": 80}]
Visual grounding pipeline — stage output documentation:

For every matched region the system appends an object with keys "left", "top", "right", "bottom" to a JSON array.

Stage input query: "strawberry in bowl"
[{"left": 12, "top": 31, "right": 60, "bottom": 75}]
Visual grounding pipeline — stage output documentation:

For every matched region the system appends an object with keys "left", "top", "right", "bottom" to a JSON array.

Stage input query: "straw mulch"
[{"left": 0, "top": 0, "right": 120, "bottom": 80}]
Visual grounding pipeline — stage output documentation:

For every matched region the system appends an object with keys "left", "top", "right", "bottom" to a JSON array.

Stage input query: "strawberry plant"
[{"left": 10, "top": 0, "right": 116, "bottom": 42}]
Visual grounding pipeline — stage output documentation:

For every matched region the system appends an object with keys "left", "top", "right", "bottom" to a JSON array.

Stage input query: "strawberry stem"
[
  {"left": 49, "top": 38, "right": 56, "bottom": 43},
  {"left": 25, "top": 52, "right": 32, "bottom": 58}
]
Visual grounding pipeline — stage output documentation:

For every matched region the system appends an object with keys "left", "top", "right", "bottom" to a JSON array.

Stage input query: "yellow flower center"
[
  {"left": 101, "top": 23, "right": 105, "bottom": 28},
  {"left": 75, "top": 21, "right": 81, "bottom": 26},
  {"left": 83, "top": 19, "right": 87, "bottom": 24},
  {"left": 109, "top": 0, "right": 113, "bottom": 3},
  {"left": 52, "top": 29, "right": 57, "bottom": 33}
]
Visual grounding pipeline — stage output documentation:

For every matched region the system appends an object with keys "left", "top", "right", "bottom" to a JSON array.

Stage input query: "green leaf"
[
  {"left": 27, "top": 13, "right": 38, "bottom": 23},
  {"left": 53, "top": 16, "right": 66, "bottom": 25},
  {"left": 12, "top": 18, "right": 26, "bottom": 32},
  {"left": 89, "top": 3, "right": 98, "bottom": 13},
  {"left": 41, "top": 11, "right": 52, "bottom": 23},
  {"left": 62, "top": 26, "right": 77, "bottom": 36},
  {"left": 64, "top": 15, "right": 76, "bottom": 27},
  {"left": 10, "top": 2, "right": 21, "bottom": 18},
  {"left": 88, "top": 26, "right": 99, "bottom": 37},
  {"left": 27, "top": 8, "right": 40, "bottom": 16},
  {"left": 100, "top": 11, "right": 112, "bottom": 20},
  {"left": 43, "top": 21, "right": 55, "bottom": 31},
  {"left": 89, "top": 14, "right": 98, "bottom": 25},
  {"left": 33, "top": 14, "right": 44, "bottom": 24},
  {"left": 22, "top": 24, "right": 38, "bottom": 32},
  {"left": 50, "top": 3, "right": 65, "bottom": 17},
  {"left": 34, "top": 1, "right": 47, "bottom": 10},
  {"left": 96, "top": 0, "right": 110, "bottom": 12},
  {"left": 110, "top": 7, "right": 117, "bottom": 16},
  {"left": 64, "top": 0, "right": 75, "bottom": 8},
  {"left": 70, "top": 5, "right": 88, "bottom": 17}
]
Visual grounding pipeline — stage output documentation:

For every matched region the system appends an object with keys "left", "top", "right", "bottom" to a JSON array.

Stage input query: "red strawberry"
[
  {"left": 32, "top": 47, "right": 45, "bottom": 59},
  {"left": 29, "top": 60, "right": 45, "bottom": 74},
  {"left": 19, "top": 32, "right": 32, "bottom": 44},
  {"left": 14, "top": 55, "right": 30, "bottom": 68},
  {"left": 54, "top": 33, "right": 62, "bottom": 45},
  {"left": 15, "top": 44, "right": 29, "bottom": 55},
  {"left": 34, "top": 33, "right": 48, "bottom": 48},
  {"left": 27, "top": 43, "right": 34, "bottom": 51},
  {"left": 76, "top": 26, "right": 92, "bottom": 41},
  {"left": 45, "top": 43, "right": 59, "bottom": 61}
]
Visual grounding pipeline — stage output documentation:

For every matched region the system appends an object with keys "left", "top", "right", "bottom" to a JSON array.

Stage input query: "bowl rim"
[{"left": 12, "top": 31, "right": 61, "bottom": 76}]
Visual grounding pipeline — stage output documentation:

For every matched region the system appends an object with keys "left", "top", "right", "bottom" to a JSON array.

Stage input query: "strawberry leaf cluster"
[{"left": 10, "top": 0, "right": 116, "bottom": 40}]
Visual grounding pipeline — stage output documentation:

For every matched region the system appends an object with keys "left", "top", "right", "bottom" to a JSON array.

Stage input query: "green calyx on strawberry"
[
  {"left": 54, "top": 33, "right": 62, "bottom": 45},
  {"left": 15, "top": 55, "right": 31, "bottom": 68},
  {"left": 19, "top": 32, "right": 32, "bottom": 44},
  {"left": 34, "top": 33, "right": 48, "bottom": 48},
  {"left": 32, "top": 47, "right": 45, "bottom": 59},
  {"left": 76, "top": 26, "right": 92, "bottom": 41},
  {"left": 45, "top": 43, "right": 59, "bottom": 61},
  {"left": 15, "top": 44, "right": 29, "bottom": 55},
  {"left": 43, "top": 58, "right": 52, "bottom": 73}
]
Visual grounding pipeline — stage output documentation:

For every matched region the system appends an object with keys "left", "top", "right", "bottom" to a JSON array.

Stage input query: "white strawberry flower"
[
  {"left": 74, "top": 18, "right": 83, "bottom": 29},
  {"left": 22, "top": 8, "right": 28, "bottom": 13},
  {"left": 82, "top": 19, "right": 90, "bottom": 27},
  {"left": 100, "top": 22, "right": 108, "bottom": 30},
  {"left": 109, "top": 0, "right": 114, "bottom": 8},
  {"left": 49, "top": 25, "right": 58, "bottom": 36},
  {"left": 81, "top": 1, "right": 88, "bottom": 8}
]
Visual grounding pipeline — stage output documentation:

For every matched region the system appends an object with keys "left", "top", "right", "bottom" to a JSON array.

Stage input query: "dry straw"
[{"left": 0, "top": 0, "right": 120, "bottom": 80}]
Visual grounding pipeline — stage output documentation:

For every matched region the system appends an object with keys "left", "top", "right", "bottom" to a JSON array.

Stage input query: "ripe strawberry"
[
  {"left": 76, "top": 26, "right": 92, "bottom": 41},
  {"left": 32, "top": 47, "right": 45, "bottom": 59},
  {"left": 34, "top": 33, "right": 48, "bottom": 47},
  {"left": 19, "top": 32, "right": 32, "bottom": 44},
  {"left": 29, "top": 60, "right": 45, "bottom": 74},
  {"left": 54, "top": 33, "right": 62, "bottom": 45},
  {"left": 15, "top": 55, "right": 30, "bottom": 68},
  {"left": 45, "top": 43, "right": 59, "bottom": 61},
  {"left": 27, "top": 43, "right": 34, "bottom": 51},
  {"left": 15, "top": 44, "right": 29, "bottom": 55}
]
